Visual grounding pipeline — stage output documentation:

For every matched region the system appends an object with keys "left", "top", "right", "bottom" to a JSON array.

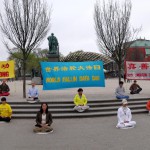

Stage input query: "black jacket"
[
  {"left": 0, "top": 84, "right": 10, "bottom": 93},
  {"left": 35, "top": 111, "right": 53, "bottom": 127}
]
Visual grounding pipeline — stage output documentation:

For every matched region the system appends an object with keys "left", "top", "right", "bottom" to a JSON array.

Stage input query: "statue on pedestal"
[{"left": 47, "top": 33, "right": 59, "bottom": 54}]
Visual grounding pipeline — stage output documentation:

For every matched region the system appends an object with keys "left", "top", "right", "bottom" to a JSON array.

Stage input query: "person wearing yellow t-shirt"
[
  {"left": 0, "top": 97, "right": 12, "bottom": 122},
  {"left": 73, "top": 88, "right": 89, "bottom": 112}
]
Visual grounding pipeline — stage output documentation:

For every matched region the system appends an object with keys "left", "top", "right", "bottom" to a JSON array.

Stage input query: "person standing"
[
  {"left": 0, "top": 80, "right": 10, "bottom": 96},
  {"left": 73, "top": 88, "right": 89, "bottom": 112},
  {"left": 115, "top": 81, "right": 129, "bottom": 99},
  {"left": 116, "top": 99, "right": 136, "bottom": 129},
  {"left": 0, "top": 97, "right": 12, "bottom": 122},
  {"left": 124, "top": 73, "right": 126, "bottom": 83},
  {"left": 33, "top": 103, "right": 53, "bottom": 133},
  {"left": 27, "top": 82, "right": 39, "bottom": 101},
  {"left": 129, "top": 80, "right": 142, "bottom": 94}
]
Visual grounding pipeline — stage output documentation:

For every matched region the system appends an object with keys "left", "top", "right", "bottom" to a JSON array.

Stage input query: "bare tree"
[
  {"left": 0, "top": 0, "right": 51, "bottom": 98},
  {"left": 94, "top": 0, "right": 140, "bottom": 81}
]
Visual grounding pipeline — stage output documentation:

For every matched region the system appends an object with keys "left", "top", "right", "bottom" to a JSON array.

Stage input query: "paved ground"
[
  {"left": 1, "top": 79, "right": 150, "bottom": 150},
  {"left": 6, "top": 78, "right": 150, "bottom": 102},
  {"left": 0, "top": 114, "right": 150, "bottom": 150}
]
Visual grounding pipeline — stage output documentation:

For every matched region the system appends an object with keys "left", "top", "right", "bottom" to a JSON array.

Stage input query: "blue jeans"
[{"left": 116, "top": 95, "right": 129, "bottom": 99}]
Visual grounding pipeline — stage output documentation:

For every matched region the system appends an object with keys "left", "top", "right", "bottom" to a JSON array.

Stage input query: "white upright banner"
[{"left": 126, "top": 61, "right": 150, "bottom": 80}]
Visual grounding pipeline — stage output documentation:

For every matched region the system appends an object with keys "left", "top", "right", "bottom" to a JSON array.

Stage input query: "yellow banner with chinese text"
[{"left": 0, "top": 60, "right": 15, "bottom": 79}]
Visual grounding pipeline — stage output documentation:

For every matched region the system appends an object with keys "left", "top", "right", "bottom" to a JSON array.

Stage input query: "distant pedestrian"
[
  {"left": 127, "top": 79, "right": 131, "bottom": 83},
  {"left": 124, "top": 73, "right": 126, "bottom": 83}
]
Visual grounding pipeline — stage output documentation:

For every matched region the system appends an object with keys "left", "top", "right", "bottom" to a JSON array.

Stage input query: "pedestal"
[
  {"left": 32, "top": 77, "right": 42, "bottom": 85},
  {"left": 47, "top": 54, "right": 59, "bottom": 62}
]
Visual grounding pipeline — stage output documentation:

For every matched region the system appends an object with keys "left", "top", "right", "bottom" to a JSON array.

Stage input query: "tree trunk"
[
  {"left": 118, "top": 63, "right": 122, "bottom": 82},
  {"left": 22, "top": 59, "right": 26, "bottom": 98}
]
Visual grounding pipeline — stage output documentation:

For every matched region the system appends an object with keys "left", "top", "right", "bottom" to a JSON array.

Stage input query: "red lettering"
[
  {"left": 136, "top": 73, "right": 142, "bottom": 77},
  {"left": 128, "top": 63, "right": 136, "bottom": 70},
  {"left": 0, "top": 72, "right": 9, "bottom": 77},
  {"left": 127, "top": 74, "right": 133, "bottom": 77},
  {"left": 5, "top": 63, "right": 9, "bottom": 68},
  {"left": 1, "top": 63, "right": 9, "bottom": 69},
  {"left": 141, "top": 73, "right": 147, "bottom": 77},
  {"left": 140, "top": 63, "right": 149, "bottom": 70}
]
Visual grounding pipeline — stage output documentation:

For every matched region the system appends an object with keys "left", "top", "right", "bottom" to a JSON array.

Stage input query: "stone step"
[
  {"left": 12, "top": 104, "right": 146, "bottom": 114},
  {"left": 12, "top": 109, "right": 148, "bottom": 119},
  {"left": 8, "top": 98, "right": 150, "bottom": 105},
  {"left": 7, "top": 99, "right": 149, "bottom": 119},
  {"left": 10, "top": 100, "right": 148, "bottom": 109}
]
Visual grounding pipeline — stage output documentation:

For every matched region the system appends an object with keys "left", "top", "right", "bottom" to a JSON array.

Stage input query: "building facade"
[{"left": 126, "top": 39, "right": 150, "bottom": 62}]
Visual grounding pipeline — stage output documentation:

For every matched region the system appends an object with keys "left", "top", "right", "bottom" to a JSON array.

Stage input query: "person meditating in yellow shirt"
[
  {"left": 0, "top": 97, "right": 12, "bottom": 122},
  {"left": 73, "top": 88, "right": 89, "bottom": 112}
]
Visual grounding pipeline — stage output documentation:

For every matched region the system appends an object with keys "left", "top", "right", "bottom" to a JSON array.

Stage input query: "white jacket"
[{"left": 117, "top": 107, "right": 132, "bottom": 123}]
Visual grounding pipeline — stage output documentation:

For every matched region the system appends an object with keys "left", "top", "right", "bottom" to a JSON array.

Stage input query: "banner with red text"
[
  {"left": 0, "top": 60, "right": 15, "bottom": 79},
  {"left": 126, "top": 61, "right": 150, "bottom": 80}
]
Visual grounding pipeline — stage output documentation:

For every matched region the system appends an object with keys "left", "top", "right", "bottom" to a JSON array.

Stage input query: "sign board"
[
  {"left": 126, "top": 61, "right": 150, "bottom": 80},
  {"left": 41, "top": 61, "right": 105, "bottom": 90},
  {"left": 0, "top": 60, "right": 15, "bottom": 79}
]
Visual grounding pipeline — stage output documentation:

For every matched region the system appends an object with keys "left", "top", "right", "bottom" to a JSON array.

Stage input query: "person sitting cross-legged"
[
  {"left": 115, "top": 81, "right": 129, "bottom": 100},
  {"left": 116, "top": 99, "right": 136, "bottom": 129},
  {"left": 129, "top": 80, "right": 142, "bottom": 94},
  {"left": 27, "top": 82, "right": 39, "bottom": 102},
  {"left": 73, "top": 88, "right": 89, "bottom": 112},
  {"left": 33, "top": 103, "right": 53, "bottom": 133},
  {"left": 0, "top": 80, "right": 10, "bottom": 96},
  {"left": 0, "top": 97, "right": 12, "bottom": 122},
  {"left": 146, "top": 100, "right": 150, "bottom": 115}
]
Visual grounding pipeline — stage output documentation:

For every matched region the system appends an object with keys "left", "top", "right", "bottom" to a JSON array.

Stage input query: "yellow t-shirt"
[
  {"left": 74, "top": 94, "right": 87, "bottom": 106},
  {"left": 0, "top": 103, "right": 12, "bottom": 118}
]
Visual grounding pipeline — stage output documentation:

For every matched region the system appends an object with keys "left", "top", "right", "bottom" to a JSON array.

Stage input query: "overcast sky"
[{"left": 0, "top": 0, "right": 150, "bottom": 60}]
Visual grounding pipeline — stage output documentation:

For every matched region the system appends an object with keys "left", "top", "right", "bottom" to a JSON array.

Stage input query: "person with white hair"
[
  {"left": 27, "top": 82, "right": 39, "bottom": 102},
  {"left": 116, "top": 99, "right": 136, "bottom": 129}
]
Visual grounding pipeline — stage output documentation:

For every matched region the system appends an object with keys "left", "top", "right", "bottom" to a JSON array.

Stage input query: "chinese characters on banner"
[
  {"left": 41, "top": 61, "right": 105, "bottom": 90},
  {"left": 126, "top": 61, "right": 150, "bottom": 80},
  {"left": 0, "top": 60, "right": 15, "bottom": 79}
]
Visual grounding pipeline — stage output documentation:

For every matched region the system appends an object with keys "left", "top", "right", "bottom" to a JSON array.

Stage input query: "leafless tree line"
[
  {"left": 0, "top": 0, "right": 51, "bottom": 98},
  {"left": 94, "top": 0, "right": 140, "bottom": 81}
]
